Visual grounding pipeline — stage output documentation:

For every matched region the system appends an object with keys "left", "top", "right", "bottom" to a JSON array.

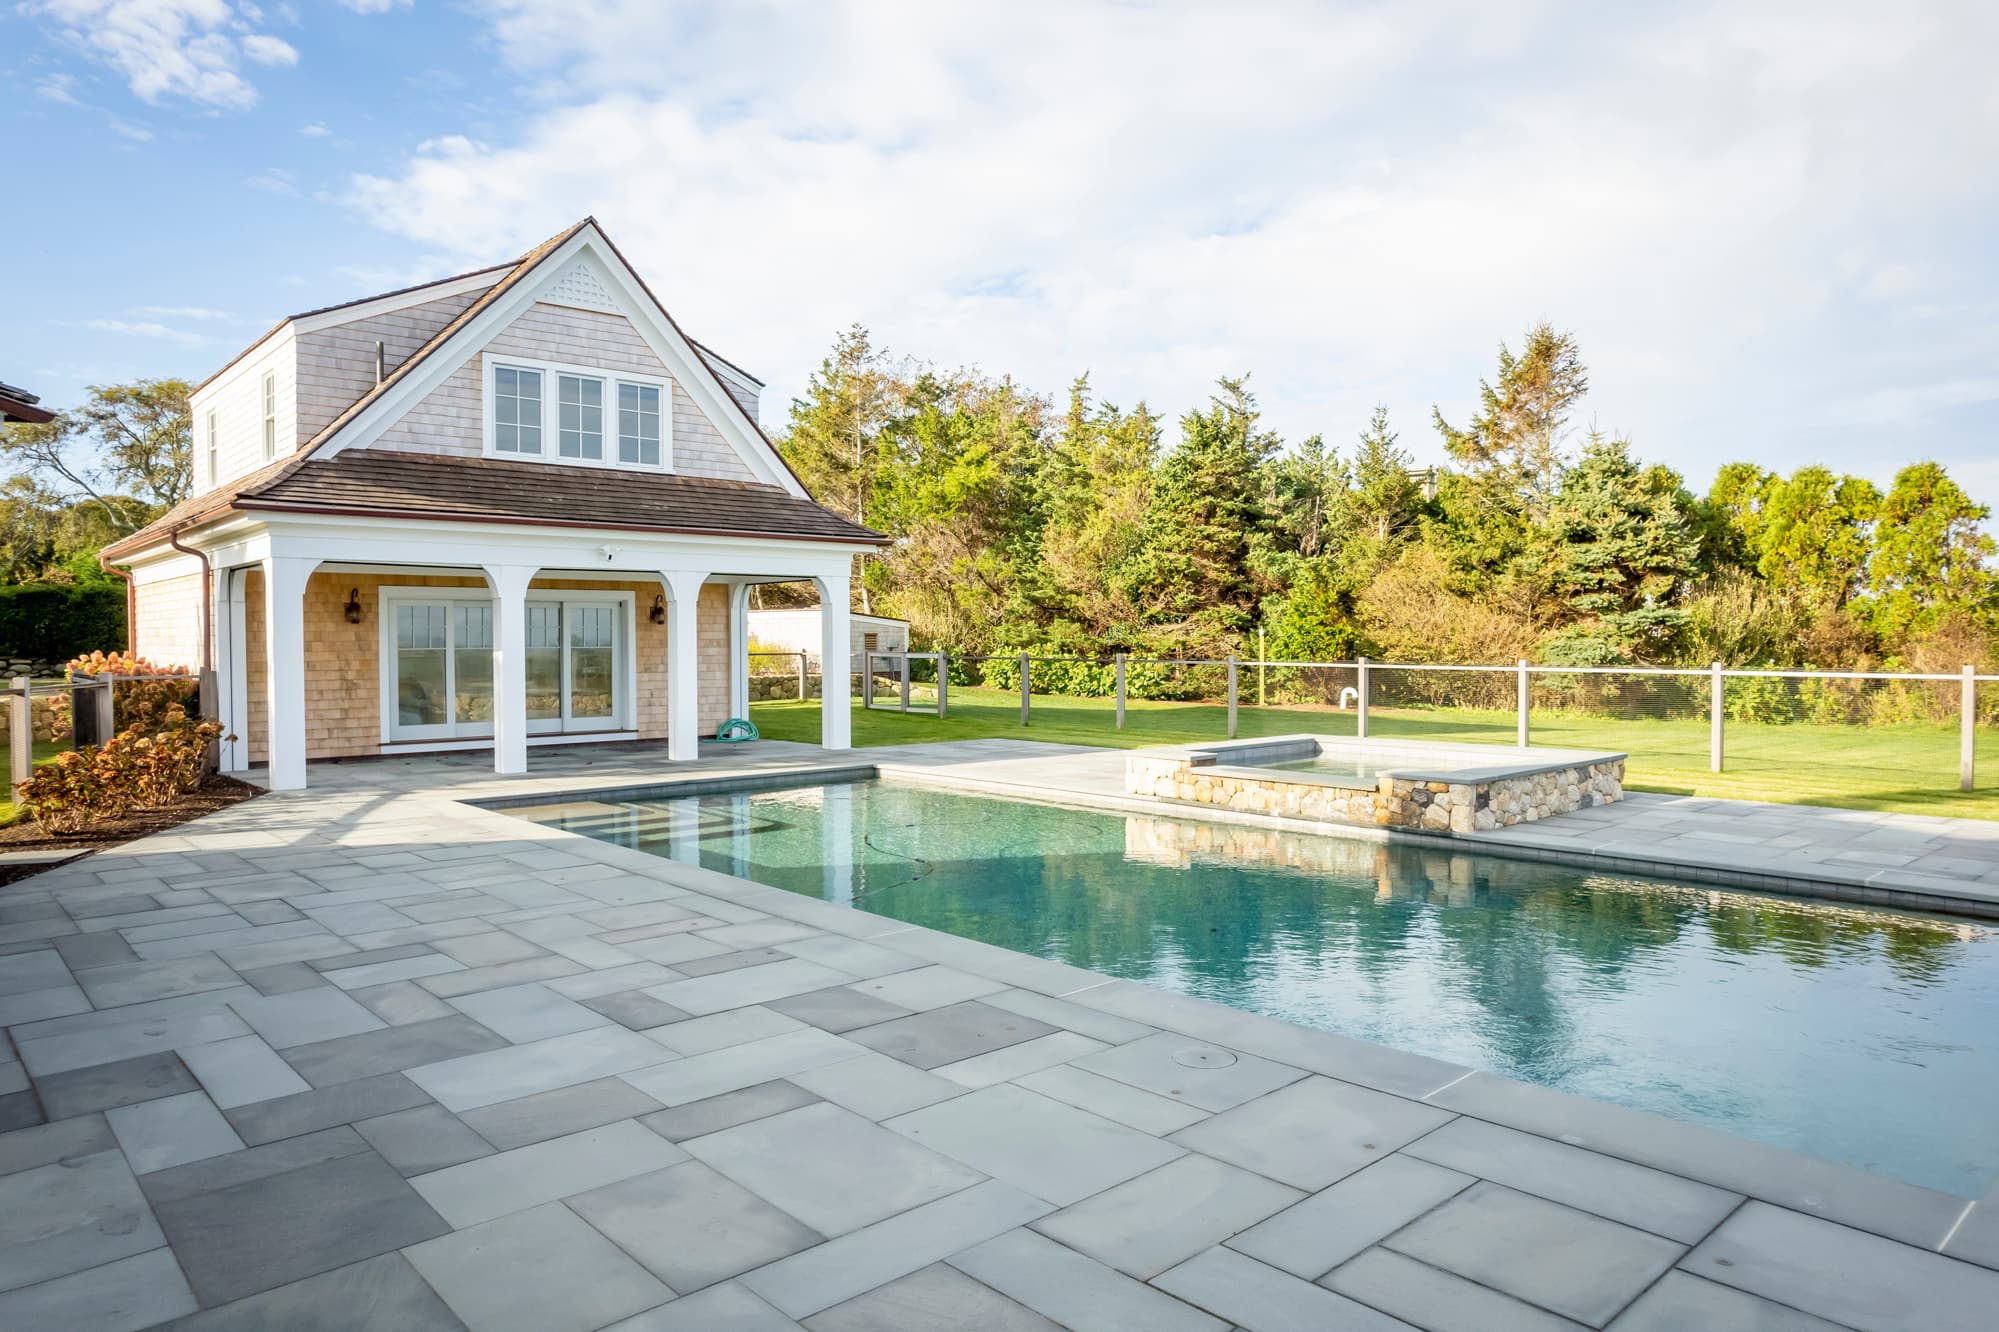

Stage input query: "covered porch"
[{"left": 202, "top": 521, "right": 860, "bottom": 790}]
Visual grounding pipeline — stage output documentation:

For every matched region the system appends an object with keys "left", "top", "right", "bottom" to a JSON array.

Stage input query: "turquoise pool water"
[
  {"left": 511, "top": 778, "right": 1999, "bottom": 1197},
  {"left": 1263, "top": 756, "right": 1402, "bottom": 782}
]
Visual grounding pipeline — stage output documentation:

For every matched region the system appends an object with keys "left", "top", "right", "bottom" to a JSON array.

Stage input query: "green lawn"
[{"left": 751, "top": 686, "right": 1999, "bottom": 821}]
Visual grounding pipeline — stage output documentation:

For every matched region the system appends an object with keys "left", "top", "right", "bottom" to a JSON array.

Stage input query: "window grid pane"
[
  {"left": 617, "top": 382, "right": 661, "bottom": 465},
  {"left": 495, "top": 367, "right": 543, "bottom": 455},
  {"left": 559, "top": 375, "right": 604, "bottom": 460}
]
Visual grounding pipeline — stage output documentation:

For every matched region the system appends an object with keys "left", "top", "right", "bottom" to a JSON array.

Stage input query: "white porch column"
[
  {"left": 261, "top": 556, "right": 314, "bottom": 791},
  {"left": 815, "top": 571, "right": 852, "bottom": 750},
  {"left": 727, "top": 582, "right": 752, "bottom": 720},
  {"left": 485, "top": 564, "right": 537, "bottom": 776},
  {"left": 660, "top": 570, "right": 707, "bottom": 762}
]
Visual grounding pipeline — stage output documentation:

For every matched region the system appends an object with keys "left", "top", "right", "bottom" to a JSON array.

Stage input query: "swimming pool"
[{"left": 507, "top": 776, "right": 1999, "bottom": 1197}]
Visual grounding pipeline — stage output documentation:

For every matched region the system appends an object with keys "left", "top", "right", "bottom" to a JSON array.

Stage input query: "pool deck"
[{"left": 0, "top": 738, "right": 1996, "bottom": 1330}]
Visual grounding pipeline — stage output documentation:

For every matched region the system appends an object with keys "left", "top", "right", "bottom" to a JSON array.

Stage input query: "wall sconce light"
[
  {"left": 649, "top": 594, "right": 667, "bottom": 625},
  {"left": 344, "top": 589, "right": 363, "bottom": 624}
]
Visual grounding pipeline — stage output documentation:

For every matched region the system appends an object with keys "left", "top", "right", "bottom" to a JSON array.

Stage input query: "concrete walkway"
[{"left": 0, "top": 739, "right": 1995, "bottom": 1330}]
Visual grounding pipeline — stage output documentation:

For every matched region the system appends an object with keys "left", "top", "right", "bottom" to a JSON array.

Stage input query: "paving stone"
[
  {"left": 1681, "top": 1199, "right": 1999, "bottom": 1332},
  {"left": 570, "top": 1159, "right": 823, "bottom": 1291},
  {"left": 802, "top": 1262, "right": 1060, "bottom": 1332},
  {"left": 623, "top": 1027, "right": 858, "bottom": 1106},
  {"left": 355, "top": 1105, "right": 495, "bottom": 1176},
  {"left": 52, "top": 930, "right": 140, "bottom": 971},
  {"left": 418, "top": 954, "right": 589, "bottom": 998},
  {"left": 138, "top": 1126, "right": 373, "bottom": 1206},
  {"left": 30, "top": 1050, "right": 198, "bottom": 1120},
  {"left": 405, "top": 1201, "right": 670, "bottom": 1332},
  {"left": 1386, "top": 1182, "right": 1684, "bottom": 1326},
  {"left": 301, "top": 902, "right": 418, "bottom": 937},
  {"left": 785, "top": 1052, "right": 963, "bottom": 1120},
  {"left": 0, "top": 983, "right": 90, "bottom": 1024},
  {"left": 179, "top": 1035, "right": 313, "bottom": 1108},
  {"left": 936, "top": 1030, "right": 1109, "bottom": 1088},
  {"left": 0, "top": 1246, "right": 195, "bottom": 1332},
  {"left": 14, "top": 995, "right": 254, "bottom": 1077},
  {"left": 649, "top": 1004, "right": 805, "bottom": 1054},
  {"left": 1607, "top": 1269, "right": 1845, "bottom": 1331},
  {"left": 1073, "top": 1031, "right": 1307, "bottom": 1112},
  {"left": 228, "top": 987, "right": 387, "bottom": 1049},
  {"left": 0, "top": 1112, "right": 115, "bottom": 1174},
  {"left": 310, "top": 943, "right": 440, "bottom": 973},
  {"left": 766, "top": 985, "right": 915, "bottom": 1033},
  {"left": 404, "top": 1025, "right": 674, "bottom": 1112},
  {"left": 847, "top": 1000, "right": 1057, "bottom": 1070},
  {"left": 637, "top": 1078, "right": 818, "bottom": 1142},
  {"left": 107, "top": 1091, "right": 245, "bottom": 1173},
  {"left": 844, "top": 964, "right": 1007, "bottom": 1011},
  {"left": 163, "top": 1252, "right": 465, "bottom": 1331},
  {"left": 686, "top": 1101, "right": 983, "bottom": 1236},
  {"left": 699, "top": 921, "right": 820, "bottom": 950},
  {"left": 671, "top": 945, "right": 796, "bottom": 977},
  {"left": 774, "top": 934, "right": 925, "bottom": 980},
  {"left": 979, "top": 987, "right": 1158, "bottom": 1045},
  {"left": 1227, "top": 1151, "right": 1473, "bottom": 1278},
  {"left": 645, "top": 958, "right": 853, "bottom": 1016},
  {"left": 282, "top": 1014, "right": 509, "bottom": 1087},
  {"left": 1034, "top": 1154, "right": 1303, "bottom": 1279},
  {"left": 460, "top": 1076, "right": 665, "bottom": 1150},
  {"left": 1153, "top": 1245, "right": 1408, "bottom": 1332},
  {"left": 224, "top": 1071, "right": 434, "bottom": 1145},
  {"left": 580, "top": 988, "right": 692, "bottom": 1030},
  {"left": 1170, "top": 1075, "right": 1453, "bottom": 1191},
  {"left": 234, "top": 900, "right": 306, "bottom": 926},
  {"left": 544, "top": 961, "right": 679, "bottom": 1000},
  {"left": 430, "top": 931, "right": 551, "bottom": 967},
  {"left": 1014, "top": 1064, "right": 1209, "bottom": 1136},
  {"left": 0, "top": 950, "right": 71, "bottom": 996},
  {"left": 0, "top": 1148, "right": 165, "bottom": 1292},
  {"left": 949, "top": 1226, "right": 1226, "bottom": 1332},
  {"left": 599, "top": 1283, "right": 796, "bottom": 1330},
  {"left": 0, "top": 1093, "right": 39, "bottom": 1133},
  {"left": 742, "top": 1180, "right": 1052, "bottom": 1320},
  {"left": 236, "top": 962, "right": 327, "bottom": 996},
  {"left": 447, "top": 982, "right": 610, "bottom": 1043},
  {"left": 1325, "top": 1246, "right": 1586, "bottom": 1331},
  {"left": 154, "top": 1149, "right": 449, "bottom": 1306},
  {"left": 620, "top": 932, "right": 734, "bottom": 966},
  {"left": 889, "top": 1083, "right": 1183, "bottom": 1207},
  {"left": 1404, "top": 1116, "right": 1742, "bottom": 1243},
  {"left": 76, "top": 955, "right": 242, "bottom": 1009},
  {"left": 324, "top": 953, "right": 465, "bottom": 990},
  {"left": 412, "top": 1118, "right": 688, "bottom": 1226},
  {"left": 347, "top": 979, "right": 461, "bottom": 1026}
]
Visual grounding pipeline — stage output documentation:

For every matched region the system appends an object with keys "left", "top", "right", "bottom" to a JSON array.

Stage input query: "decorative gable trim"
[{"left": 541, "top": 259, "right": 621, "bottom": 314}]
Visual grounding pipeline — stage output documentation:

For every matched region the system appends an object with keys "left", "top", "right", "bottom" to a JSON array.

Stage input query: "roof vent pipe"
[{"left": 374, "top": 341, "right": 386, "bottom": 385}]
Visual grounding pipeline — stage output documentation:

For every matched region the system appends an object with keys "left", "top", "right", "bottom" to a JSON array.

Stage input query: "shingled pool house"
[{"left": 100, "top": 219, "right": 882, "bottom": 790}]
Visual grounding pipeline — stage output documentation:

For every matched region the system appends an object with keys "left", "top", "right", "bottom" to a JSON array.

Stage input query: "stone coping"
[{"left": 1168, "top": 733, "right": 1628, "bottom": 786}]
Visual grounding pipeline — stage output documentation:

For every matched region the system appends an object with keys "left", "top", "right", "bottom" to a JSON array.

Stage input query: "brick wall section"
[
  {"left": 240, "top": 571, "right": 731, "bottom": 764},
  {"left": 132, "top": 572, "right": 206, "bottom": 670}
]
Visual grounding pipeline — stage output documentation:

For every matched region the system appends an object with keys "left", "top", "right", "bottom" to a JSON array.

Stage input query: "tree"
[
  {"left": 1863, "top": 461, "right": 1997, "bottom": 638},
  {"left": 1348, "top": 406, "right": 1420, "bottom": 550},
  {"left": 1695, "top": 462, "right": 1776, "bottom": 573},
  {"left": 1, "top": 378, "right": 192, "bottom": 532},
  {"left": 1754, "top": 466, "right": 1881, "bottom": 607},
  {"left": 776, "top": 326, "right": 904, "bottom": 611},
  {"left": 1263, "top": 558, "right": 1356, "bottom": 661},
  {"left": 1432, "top": 323, "right": 1588, "bottom": 512}
]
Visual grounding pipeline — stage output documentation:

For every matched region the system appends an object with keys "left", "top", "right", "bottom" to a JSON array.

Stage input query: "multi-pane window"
[
  {"left": 494, "top": 366, "right": 544, "bottom": 454},
  {"left": 394, "top": 604, "right": 449, "bottom": 727},
  {"left": 260, "top": 372, "right": 276, "bottom": 460},
  {"left": 525, "top": 604, "right": 563, "bottom": 720},
  {"left": 568, "top": 605, "right": 616, "bottom": 720},
  {"left": 558, "top": 375, "right": 605, "bottom": 460},
  {"left": 205, "top": 410, "right": 218, "bottom": 488},
  {"left": 617, "top": 382, "right": 661, "bottom": 465}
]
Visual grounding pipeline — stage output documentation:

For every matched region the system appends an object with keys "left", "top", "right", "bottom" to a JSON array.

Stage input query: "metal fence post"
[
  {"left": 1257, "top": 628, "right": 1266, "bottom": 706},
  {"left": 1227, "top": 656, "right": 1238, "bottom": 739},
  {"left": 94, "top": 676, "right": 115, "bottom": 740},
  {"left": 1710, "top": 662, "right": 1725, "bottom": 773},
  {"left": 1964, "top": 664, "right": 1977, "bottom": 792},
  {"left": 1356, "top": 657, "right": 1370, "bottom": 739},
  {"left": 1019, "top": 652, "right": 1030, "bottom": 727},
  {"left": 937, "top": 653, "right": 950, "bottom": 718},
  {"left": 796, "top": 651, "right": 806, "bottom": 701},
  {"left": 1516, "top": 659, "right": 1530, "bottom": 748},
  {"left": 1115, "top": 653, "right": 1127, "bottom": 730},
  {"left": 861, "top": 652, "right": 875, "bottom": 710},
  {"left": 900, "top": 655, "right": 912, "bottom": 712},
  {"left": 8, "top": 677, "right": 29, "bottom": 794}
]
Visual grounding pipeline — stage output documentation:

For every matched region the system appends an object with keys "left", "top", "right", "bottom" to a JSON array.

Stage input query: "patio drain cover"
[{"left": 1172, "top": 1047, "right": 1238, "bottom": 1069}]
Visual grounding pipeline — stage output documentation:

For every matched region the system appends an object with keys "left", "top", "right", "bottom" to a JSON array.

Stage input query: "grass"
[{"left": 750, "top": 686, "right": 1999, "bottom": 821}]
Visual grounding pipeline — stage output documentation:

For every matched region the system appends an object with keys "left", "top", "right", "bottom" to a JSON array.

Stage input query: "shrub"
[
  {"left": 50, "top": 650, "right": 197, "bottom": 741},
  {"left": 16, "top": 707, "right": 222, "bottom": 835},
  {"left": 0, "top": 583, "right": 126, "bottom": 663}
]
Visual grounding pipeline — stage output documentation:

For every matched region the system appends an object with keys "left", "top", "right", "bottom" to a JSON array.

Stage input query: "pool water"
[
  {"left": 510, "top": 778, "right": 1999, "bottom": 1197},
  {"left": 1262, "top": 756, "right": 1403, "bottom": 783}
]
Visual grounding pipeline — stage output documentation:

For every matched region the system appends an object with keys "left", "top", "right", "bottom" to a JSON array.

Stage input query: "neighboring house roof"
[
  {"left": 110, "top": 217, "right": 861, "bottom": 560},
  {"left": 0, "top": 380, "right": 54, "bottom": 424},
  {"left": 105, "top": 450, "right": 881, "bottom": 556}
]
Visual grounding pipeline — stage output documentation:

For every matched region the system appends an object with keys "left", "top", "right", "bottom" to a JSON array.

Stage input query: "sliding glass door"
[{"left": 385, "top": 591, "right": 629, "bottom": 743}]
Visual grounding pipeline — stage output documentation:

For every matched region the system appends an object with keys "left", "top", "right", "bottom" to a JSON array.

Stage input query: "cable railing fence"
[
  {"left": 820, "top": 652, "right": 1994, "bottom": 795},
  {"left": 4, "top": 669, "right": 212, "bottom": 798}
]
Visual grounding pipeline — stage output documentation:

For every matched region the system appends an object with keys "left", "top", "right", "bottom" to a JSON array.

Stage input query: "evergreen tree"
[
  {"left": 1754, "top": 466, "right": 1881, "bottom": 607},
  {"left": 1432, "top": 323, "right": 1588, "bottom": 513},
  {"left": 1863, "top": 461, "right": 1997, "bottom": 637},
  {"left": 1348, "top": 405, "right": 1420, "bottom": 549}
]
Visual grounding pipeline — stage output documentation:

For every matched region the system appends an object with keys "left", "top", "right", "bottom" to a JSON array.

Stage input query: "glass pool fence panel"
[{"left": 860, "top": 653, "right": 943, "bottom": 714}]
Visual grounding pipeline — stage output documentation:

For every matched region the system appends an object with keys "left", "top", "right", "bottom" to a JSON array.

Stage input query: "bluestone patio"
[{"left": 1, "top": 739, "right": 1996, "bottom": 1330}]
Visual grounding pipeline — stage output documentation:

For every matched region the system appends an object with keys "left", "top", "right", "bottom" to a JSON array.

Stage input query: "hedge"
[{"left": 0, "top": 584, "right": 128, "bottom": 665}]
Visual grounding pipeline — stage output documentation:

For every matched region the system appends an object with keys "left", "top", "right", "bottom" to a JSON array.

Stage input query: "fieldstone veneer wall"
[{"left": 1126, "top": 749, "right": 1624, "bottom": 833}]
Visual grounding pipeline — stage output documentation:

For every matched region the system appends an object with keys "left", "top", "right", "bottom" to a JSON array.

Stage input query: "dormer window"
[{"left": 486, "top": 356, "right": 669, "bottom": 471}]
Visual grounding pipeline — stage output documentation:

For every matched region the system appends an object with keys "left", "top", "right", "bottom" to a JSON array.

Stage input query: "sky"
[{"left": 6, "top": 1, "right": 1998, "bottom": 500}]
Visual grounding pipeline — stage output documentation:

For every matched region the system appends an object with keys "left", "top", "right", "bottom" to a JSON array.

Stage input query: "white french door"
[{"left": 384, "top": 590, "right": 631, "bottom": 744}]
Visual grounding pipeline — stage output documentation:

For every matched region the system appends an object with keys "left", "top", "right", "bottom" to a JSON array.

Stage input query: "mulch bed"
[{"left": 0, "top": 775, "right": 261, "bottom": 886}]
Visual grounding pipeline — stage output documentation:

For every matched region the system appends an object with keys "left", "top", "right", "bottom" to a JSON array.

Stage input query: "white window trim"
[
  {"left": 376, "top": 585, "right": 637, "bottom": 745},
  {"left": 205, "top": 410, "right": 219, "bottom": 490},
  {"left": 482, "top": 354, "right": 673, "bottom": 473},
  {"left": 260, "top": 371, "right": 277, "bottom": 461}
]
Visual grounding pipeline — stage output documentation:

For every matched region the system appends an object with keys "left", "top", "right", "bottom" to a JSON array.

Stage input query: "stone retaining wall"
[{"left": 1126, "top": 750, "right": 1623, "bottom": 833}]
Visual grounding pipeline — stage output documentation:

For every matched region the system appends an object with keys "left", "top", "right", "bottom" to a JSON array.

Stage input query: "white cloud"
[
  {"left": 337, "top": 0, "right": 410, "bottom": 11},
  {"left": 77, "top": 318, "right": 213, "bottom": 348},
  {"left": 107, "top": 117, "right": 153, "bottom": 141},
  {"left": 246, "top": 167, "right": 302, "bottom": 196},
  {"left": 132, "top": 305, "right": 233, "bottom": 320},
  {"left": 301, "top": 121, "right": 331, "bottom": 137},
  {"left": 347, "top": 0, "right": 1999, "bottom": 488},
  {"left": 27, "top": 0, "right": 302, "bottom": 109},
  {"left": 36, "top": 72, "right": 82, "bottom": 105}
]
